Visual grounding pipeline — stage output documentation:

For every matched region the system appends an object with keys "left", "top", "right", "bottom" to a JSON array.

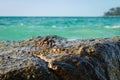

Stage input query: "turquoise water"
[{"left": 0, "top": 17, "right": 120, "bottom": 40}]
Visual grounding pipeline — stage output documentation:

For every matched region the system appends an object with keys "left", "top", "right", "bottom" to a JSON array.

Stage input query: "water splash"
[{"left": 104, "top": 26, "right": 120, "bottom": 29}]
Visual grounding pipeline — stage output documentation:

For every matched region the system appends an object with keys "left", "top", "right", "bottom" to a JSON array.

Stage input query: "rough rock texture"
[
  {"left": 0, "top": 35, "right": 120, "bottom": 80},
  {"left": 0, "top": 43, "right": 58, "bottom": 80}
]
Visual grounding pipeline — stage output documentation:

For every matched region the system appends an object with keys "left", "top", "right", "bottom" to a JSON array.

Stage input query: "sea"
[{"left": 0, "top": 17, "right": 120, "bottom": 41}]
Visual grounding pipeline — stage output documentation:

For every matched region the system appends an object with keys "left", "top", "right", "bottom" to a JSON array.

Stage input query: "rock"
[
  {"left": 0, "top": 51, "right": 58, "bottom": 80},
  {"left": 0, "top": 35, "right": 120, "bottom": 80},
  {"left": 0, "top": 56, "right": 3, "bottom": 62},
  {"left": 38, "top": 53, "right": 107, "bottom": 80},
  {"left": 36, "top": 36, "right": 120, "bottom": 80}
]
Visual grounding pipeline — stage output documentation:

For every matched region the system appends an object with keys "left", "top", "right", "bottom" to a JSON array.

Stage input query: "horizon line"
[
  {"left": 0, "top": 15, "right": 109, "bottom": 17},
  {"left": 0, "top": 15, "right": 120, "bottom": 17}
]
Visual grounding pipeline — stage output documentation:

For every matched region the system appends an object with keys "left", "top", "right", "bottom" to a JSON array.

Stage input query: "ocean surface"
[{"left": 0, "top": 17, "right": 120, "bottom": 41}]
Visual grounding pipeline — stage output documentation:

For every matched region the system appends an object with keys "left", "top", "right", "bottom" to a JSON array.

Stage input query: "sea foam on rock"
[{"left": 0, "top": 35, "right": 120, "bottom": 80}]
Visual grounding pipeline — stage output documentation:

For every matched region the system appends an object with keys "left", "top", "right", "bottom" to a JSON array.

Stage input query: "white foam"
[
  {"left": 20, "top": 23, "right": 24, "bottom": 26},
  {"left": 105, "top": 26, "right": 120, "bottom": 29},
  {"left": 67, "top": 38, "right": 78, "bottom": 41},
  {"left": 52, "top": 25, "right": 56, "bottom": 28}
]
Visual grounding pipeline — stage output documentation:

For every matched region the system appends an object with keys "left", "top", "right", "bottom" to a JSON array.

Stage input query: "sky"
[{"left": 0, "top": 0, "right": 120, "bottom": 16}]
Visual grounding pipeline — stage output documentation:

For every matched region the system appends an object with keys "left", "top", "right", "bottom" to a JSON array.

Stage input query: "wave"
[
  {"left": 104, "top": 26, "right": 120, "bottom": 29},
  {"left": 52, "top": 25, "right": 56, "bottom": 28}
]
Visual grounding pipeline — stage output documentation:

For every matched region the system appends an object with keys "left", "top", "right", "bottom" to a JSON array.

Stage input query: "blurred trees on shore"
[{"left": 104, "top": 7, "right": 120, "bottom": 16}]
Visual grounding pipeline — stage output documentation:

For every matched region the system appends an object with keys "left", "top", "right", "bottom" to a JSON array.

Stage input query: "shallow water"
[{"left": 0, "top": 17, "right": 120, "bottom": 40}]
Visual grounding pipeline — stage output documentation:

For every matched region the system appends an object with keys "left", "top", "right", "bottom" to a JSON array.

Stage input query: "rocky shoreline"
[{"left": 0, "top": 35, "right": 120, "bottom": 80}]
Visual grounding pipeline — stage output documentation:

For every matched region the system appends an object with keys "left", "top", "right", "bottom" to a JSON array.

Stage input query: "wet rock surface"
[{"left": 0, "top": 35, "right": 120, "bottom": 80}]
